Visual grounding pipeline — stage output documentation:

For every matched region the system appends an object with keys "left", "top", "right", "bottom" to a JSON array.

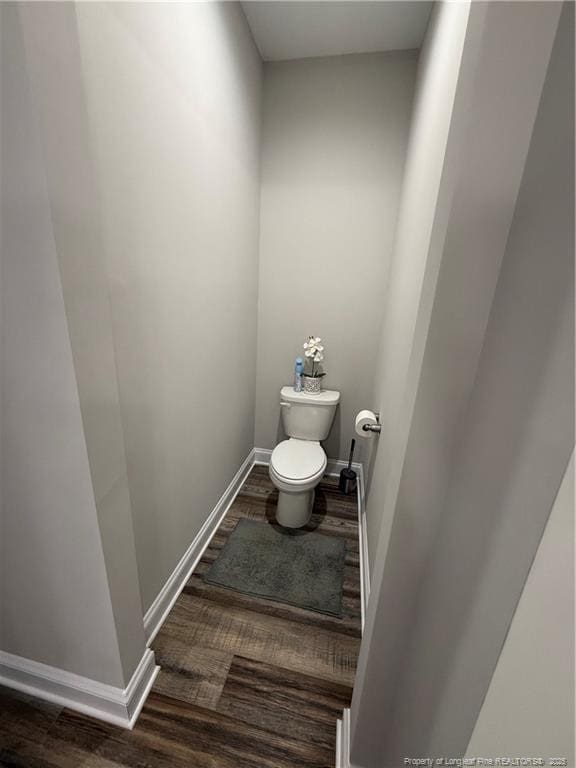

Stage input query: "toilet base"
[{"left": 276, "top": 488, "right": 314, "bottom": 528}]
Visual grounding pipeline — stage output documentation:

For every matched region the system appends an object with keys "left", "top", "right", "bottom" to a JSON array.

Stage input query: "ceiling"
[{"left": 241, "top": 1, "right": 433, "bottom": 62}]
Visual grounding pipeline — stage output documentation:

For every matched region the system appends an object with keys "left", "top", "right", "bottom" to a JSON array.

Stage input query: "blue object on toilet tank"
[{"left": 294, "top": 357, "right": 304, "bottom": 392}]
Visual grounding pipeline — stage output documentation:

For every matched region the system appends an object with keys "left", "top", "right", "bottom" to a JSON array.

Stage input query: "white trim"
[
  {"left": 336, "top": 707, "right": 351, "bottom": 768},
  {"left": 356, "top": 462, "right": 370, "bottom": 631},
  {"left": 254, "top": 447, "right": 371, "bottom": 630},
  {"left": 0, "top": 647, "right": 159, "bottom": 729},
  {"left": 323, "top": 458, "right": 370, "bottom": 629},
  {"left": 144, "top": 448, "right": 256, "bottom": 645},
  {"left": 324, "top": 456, "right": 361, "bottom": 478},
  {"left": 0, "top": 446, "right": 368, "bottom": 734},
  {"left": 253, "top": 447, "right": 272, "bottom": 465}
]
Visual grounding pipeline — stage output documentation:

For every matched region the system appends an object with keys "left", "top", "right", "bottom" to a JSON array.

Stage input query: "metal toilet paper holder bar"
[{"left": 362, "top": 412, "right": 381, "bottom": 434}]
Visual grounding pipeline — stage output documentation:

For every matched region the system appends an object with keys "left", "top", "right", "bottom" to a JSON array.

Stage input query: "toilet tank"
[{"left": 279, "top": 386, "right": 340, "bottom": 441}]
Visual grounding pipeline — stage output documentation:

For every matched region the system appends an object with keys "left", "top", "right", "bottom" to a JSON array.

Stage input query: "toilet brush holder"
[
  {"left": 339, "top": 467, "right": 357, "bottom": 495},
  {"left": 339, "top": 439, "right": 357, "bottom": 495}
]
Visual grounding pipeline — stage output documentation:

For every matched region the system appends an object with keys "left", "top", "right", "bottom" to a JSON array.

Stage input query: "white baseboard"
[
  {"left": 356, "top": 462, "right": 370, "bottom": 632},
  {"left": 324, "top": 456, "right": 361, "bottom": 478},
  {"left": 336, "top": 707, "right": 351, "bottom": 768},
  {"left": 0, "top": 445, "right": 368, "bottom": 735},
  {"left": 144, "top": 448, "right": 256, "bottom": 645},
  {"left": 253, "top": 447, "right": 272, "bottom": 465},
  {"left": 0, "top": 647, "right": 159, "bottom": 729},
  {"left": 254, "top": 447, "right": 371, "bottom": 630},
  {"left": 0, "top": 448, "right": 256, "bottom": 727}
]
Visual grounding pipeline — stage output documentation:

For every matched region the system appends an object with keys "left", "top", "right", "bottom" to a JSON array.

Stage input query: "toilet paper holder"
[{"left": 362, "top": 412, "right": 381, "bottom": 434}]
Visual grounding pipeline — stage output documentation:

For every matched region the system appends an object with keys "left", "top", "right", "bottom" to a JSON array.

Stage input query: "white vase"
[{"left": 302, "top": 375, "right": 321, "bottom": 394}]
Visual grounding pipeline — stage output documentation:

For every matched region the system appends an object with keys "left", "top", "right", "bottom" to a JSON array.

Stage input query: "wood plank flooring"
[{"left": 0, "top": 465, "right": 361, "bottom": 767}]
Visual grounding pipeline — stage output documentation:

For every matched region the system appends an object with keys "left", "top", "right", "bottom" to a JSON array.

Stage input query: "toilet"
[{"left": 269, "top": 386, "right": 340, "bottom": 528}]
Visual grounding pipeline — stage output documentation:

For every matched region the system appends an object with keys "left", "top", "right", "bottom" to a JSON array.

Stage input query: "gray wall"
[
  {"left": 389, "top": 7, "right": 573, "bottom": 757},
  {"left": 73, "top": 2, "right": 262, "bottom": 612},
  {"left": 19, "top": 1, "right": 147, "bottom": 684},
  {"left": 350, "top": 2, "right": 568, "bottom": 766},
  {"left": 2, "top": 0, "right": 262, "bottom": 680},
  {"left": 0, "top": 4, "right": 136, "bottom": 688},
  {"left": 362, "top": 1, "right": 474, "bottom": 567},
  {"left": 254, "top": 51, "right": 416, "bottom": 461},
  {"left": 351, "top": 3, "right": 482, "bottom": 760},
  {"left": 465, "top": 451, "right": 574, "bottom": 764},
  {"left": 17, "top": 2, "right": 263, "bottom": 615}
]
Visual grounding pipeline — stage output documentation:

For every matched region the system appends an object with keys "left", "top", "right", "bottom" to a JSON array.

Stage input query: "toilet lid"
[{"left": 271, "top": 440, "right": 326, "bottom": 481}]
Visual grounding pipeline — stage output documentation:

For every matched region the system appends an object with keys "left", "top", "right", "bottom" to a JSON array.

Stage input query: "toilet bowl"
[
  {"left": 269, "top": 386, "right": 340, "bottom": 528},
  {"left": 269, "top": 438, "right": 327, "bottom": 527}
]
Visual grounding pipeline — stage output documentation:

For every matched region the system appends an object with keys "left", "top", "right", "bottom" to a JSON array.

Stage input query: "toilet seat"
[{"left": 270, "top": 438, "right": 327, "bottom": 488}]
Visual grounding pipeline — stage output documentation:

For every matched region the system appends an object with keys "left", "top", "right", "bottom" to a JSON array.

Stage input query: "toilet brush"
[{"left": 339, "top": 439, "right": 357, "bottom": 495}]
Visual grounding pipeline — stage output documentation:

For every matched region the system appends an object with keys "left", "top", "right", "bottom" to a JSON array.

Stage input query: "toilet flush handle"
[{"left": 280, "top": 401, "right": 292, "bottom": 408}]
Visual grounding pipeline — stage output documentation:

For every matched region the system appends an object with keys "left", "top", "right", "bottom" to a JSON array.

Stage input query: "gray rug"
[{"left": 204, "top": 519, "right": 346, "bottom": 616}]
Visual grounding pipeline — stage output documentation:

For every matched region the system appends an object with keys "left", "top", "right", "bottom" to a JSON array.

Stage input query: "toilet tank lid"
[{"left": 280, "top": 386, "right": 340, "bottom": 405}]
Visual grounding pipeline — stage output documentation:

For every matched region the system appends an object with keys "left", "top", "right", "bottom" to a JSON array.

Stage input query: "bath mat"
[{"left": 204, "top": 519, "right": 346, "bottom": 616}]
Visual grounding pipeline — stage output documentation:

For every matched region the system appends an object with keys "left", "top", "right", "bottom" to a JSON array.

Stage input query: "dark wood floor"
[{"left": 0, "top": 465, "right": 361, "bottom": 767}]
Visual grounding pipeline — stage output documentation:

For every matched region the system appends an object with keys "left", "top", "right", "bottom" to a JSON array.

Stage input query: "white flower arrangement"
[{"left": 302, "top": 335, "right": 326, "bottom": 378}]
